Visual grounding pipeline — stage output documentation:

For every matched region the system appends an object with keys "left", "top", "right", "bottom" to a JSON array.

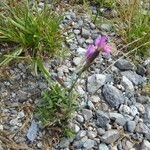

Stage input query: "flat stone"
[
  {"left": 27, "top": 120, "right": 38, "bottom": 142},
  {"left": 101, "top": 130, "right": 120, "bottom": 144},
  {"left": 76, "top": 130, "right": 87, "bottom": 140},
  {"left": 103, "top": 84, "right": 125, "bottom": 108},
  {"left": 121, "top": 71, "right": 146, "bottom": 85},
  {"left": 96, "top": 111, "right": 110, "bottom": 127},
  {"left": 115, "top": 59, "right": 133, "bottom": 71},
  {"left": 99, "top": 143, "right": 109, "bottom": 150},
  {"left": 87, "top": 74, "right": 112, "bottom": 93},
  {"left": 82, "top": 109, "right": 93, "bottom": 121},
  {"left": 109, "top": 112, "right": 126, "bottom": 126},
  {"left": 83, "top": 139, "right": 95, "bottom": 149},
  {"left": 73, "top": 136, "right": 88, "bottom": 148}
]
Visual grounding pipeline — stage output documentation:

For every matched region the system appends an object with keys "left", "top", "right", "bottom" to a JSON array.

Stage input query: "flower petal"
[
  {"left": 95, "top": 35, "right": 107, "bottom": 48},
  {"left": 103, "top": 44, "right": 111, "bottom": 54},
  {"left": 86, "top": 44, "right": 95, "bottom": 59}
]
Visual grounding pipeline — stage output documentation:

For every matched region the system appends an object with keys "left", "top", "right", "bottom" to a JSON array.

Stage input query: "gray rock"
[
  {"left": 73, "top": 136, "right": 88, "bottom": 148},
  {"left": 88, "top": 74, "right": 112, "bottom": 93},
  {"left": 81, "top": 28, "right": 91, "bottom": 38},
  {"left": 122, "top": 140, "right": 134, "bottom": 150},
  {"left": 109, "top": 112, "right": 126, "bottom": 126},
  {"left": 10, "top": 118, "right": 19, "bottom": 126},
  {"left": 101, "top": 130, "right": 120, "bottom": 144},
  {"left": 76, "top": 47, "right": 86, "bottom": 55},
  {"left": 82, "top": 109, "right": 93, "bottom": 121},
  {"left": 135, "top": 122, "right": 150, "bottom": 137},
  {"left": 17, "top": 111, "right": 25, "bottom": 119},
  {"left": 135, "top": 103, "right": 145, "bottom": 114},
  {"left": 90, "top": 95, "right": 101, "bottom": 103},
  {"left": 83, "top": 139, "right": 95, "bottom": 149},
  {"left": 100, "top": 24, "right": 111, "bottom": 31},
  {"left": 144, "top": 104, "right": 150, "bottom": 124},
  {"left": 27, "top": 120, "right": 38, "bottom": 142},
  {"left": 73, "top": 57, "right": 82, "bottom": 66},
  {"left": 119, "top": 105, "right": 131, "bottom": 115},
  {"left": 76, "top": 114, "right": 84, "bottom": 123},
  {"left": 96, "top": 111, "right": 110, "bottom": 127},
  {"left": 141, "top": 140, "right": 150, "bottom": 150},
  {"left": 136, "top": 64, "right": 146, "bottom": 76},
  {"left": 121, "top": 76, "right": 134, "bottom": 92},
  {"left": 103, "top": 84, "right": 125, "bottom": 108},
  {"left": 137, "top": 96, "right": 150, "bottom": 104},
  {"left": 17, "top": 90, "right": 29, "bottom": 103},
  {"left": 121, "top": 71, "right": 146, "bottom": 85},
  {"left": 87, "top": 101, "right": 95, "bottom": 110},
  {"left": 97, "top": 128, "right": 105, "bottom": 135},
  {"left": 76, "top": 130, "right": 87, "bottom": 140},
  {"left": 87, "top": 131, "right": 97, "bottom": 139},
  {"left": 58, "top": 138, "right": 71, "bottom": 148},
  {"left": 99, "top": 143, "right": 109, "bottom": 150},
  {"left": 115, "top": 59, "right": 133, "bottom": 71},
  {"left": 37, "top": 142, "right": 43, "bottom": 149},
  {"left": 126, "top": 121, "right": 136, "bottom": 132},
  {"left": 130, "top": 105, "right": 139, "bottom": 116},
  {"left": 74, "top": 29, "right": 81, "bottom": 35}
]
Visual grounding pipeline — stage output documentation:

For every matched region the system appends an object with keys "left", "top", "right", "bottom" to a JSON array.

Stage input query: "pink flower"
[
  {"left": 86, "top": 44, "right": 95, "bottom": 60},
  {"left": 95, "top": 35, "right": 111, "bottom": 54},
  {"left": 85, "top": 44, "right": 99, "bottom": 64}
]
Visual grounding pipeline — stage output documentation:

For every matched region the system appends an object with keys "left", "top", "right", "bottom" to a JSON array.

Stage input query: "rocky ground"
[{"left": 0, "top": 1, "right": 150, "bottom": 150}]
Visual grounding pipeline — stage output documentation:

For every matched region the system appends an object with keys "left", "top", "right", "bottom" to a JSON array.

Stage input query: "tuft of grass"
[
  {"left": 35, "top": 83, "right": 78, "bottom": 136},
  {"left": 114, "top": 0, "right": 150, "bottom": 56},
  {"left": 0, "top": 0, "right": 65, "bottom": 67}
]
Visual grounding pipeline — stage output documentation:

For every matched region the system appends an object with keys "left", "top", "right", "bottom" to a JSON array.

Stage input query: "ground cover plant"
[
  {"left": 0, "top": 0, "right": 64, "bottom": 68},
  {"left": 113, "top": 0, "right": 150, "bottom": 56}
]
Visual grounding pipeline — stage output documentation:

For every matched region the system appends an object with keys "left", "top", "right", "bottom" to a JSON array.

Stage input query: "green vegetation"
[
  {"left": 0, "top": 0, "right": 64, "bottom": 67},
  {"left": 35, "top": 82, "right": 77, "bottom": 137},
  {"left": 114, "top": 0, "right": 150, "bottom": 56}
]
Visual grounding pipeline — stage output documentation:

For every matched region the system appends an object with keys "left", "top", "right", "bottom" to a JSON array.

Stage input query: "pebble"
[
  {"left": 119, "top": 105, "right": 131, "bottom": 115},
  {"left": 115, "top": 59, "right": 133, "bottom": 71},
  {"left": 87, "top": 130, "right": 97, "bottom": 139},
  {"left": 87, "top": 74, "right": 108, "bottom": 93},
  {"left": 144, "top": 104, "right": 150, "bottom": 124},
  {"left": 121, "top": 76, "right": 134, "bottom": 92},
  {"left": 100, "top": 24, "right": 111, "bottom": 31},
  {"left": 136, "top": 64, "right": 146, "bottom": 76},
  {"left": 103, "top": 84, "right": 125, "bottom": 108},
  {"left": 37, "top": 142, "right": 43, "bottom": 148},
  {"left": 97, "top": 128, "right": 105, "bottom": 135},
  {"left": 126, "top": 121, "right": 136, "bottom": 132},
  {"left": 96, "top": 111, "right": 110, "bottom": 127},
  {"left": 73, "top": 57, "right": 82, "bottom": 66},
  {"left": 100, "top": 130, "right": 120, "bottom": 144},
  {"left": 76, "top": 130, "right": 87, "bottom": 140},
  {"left": 121, "top": 71, "right": 146, "bottom": 85},
  {"left": 82, "top": 109, "right": 93, "bottom": 121},
  {"left": 141, "top": 140, "right": 150, "bottom": 150},
  {"left": 81, "top": 28, "right": 91, "bottom": 38},
  {"left": 90, "top": 95, "right": 100, "bottom": 103},
  {"left": 99, "top": 143, "right": 109, "bottom": 150},
  {"left": 76, "top": 47, "right": 86, "bottom": 55},
  {"left": 76, "top": 114, "right": 84, "bottom": 123},
  {"left": 130, "top": 105, "right": 139, "bottom": 116},
  {"left": 83, "top": 139, "right": 95, "bottom": 149}
]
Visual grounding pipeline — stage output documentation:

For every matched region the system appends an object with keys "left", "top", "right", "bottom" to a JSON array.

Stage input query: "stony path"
[{"left": 0, "top": 1, "right": 150, "bottom": 150}]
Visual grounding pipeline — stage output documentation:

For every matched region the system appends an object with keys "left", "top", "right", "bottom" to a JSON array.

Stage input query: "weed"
[
  {"left": 113, "top": 0, "right": 150, "bottom": 56},
  {"left": 0, "top": 0, "right": 65, "bottom": 67},
  {"left": 35, "top": 82, "right": 78, "bottom": 135}
]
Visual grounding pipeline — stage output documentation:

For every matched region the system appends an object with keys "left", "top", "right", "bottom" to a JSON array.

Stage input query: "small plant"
[
  {"left": 114, "top": 0, "right": 150, "bottom": 56},
  {"left": 35, "top": 83, "right": 77, "bottom": 135},
  {"left": 0, "top": 0, "right": 64, "bottom": 67}
]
